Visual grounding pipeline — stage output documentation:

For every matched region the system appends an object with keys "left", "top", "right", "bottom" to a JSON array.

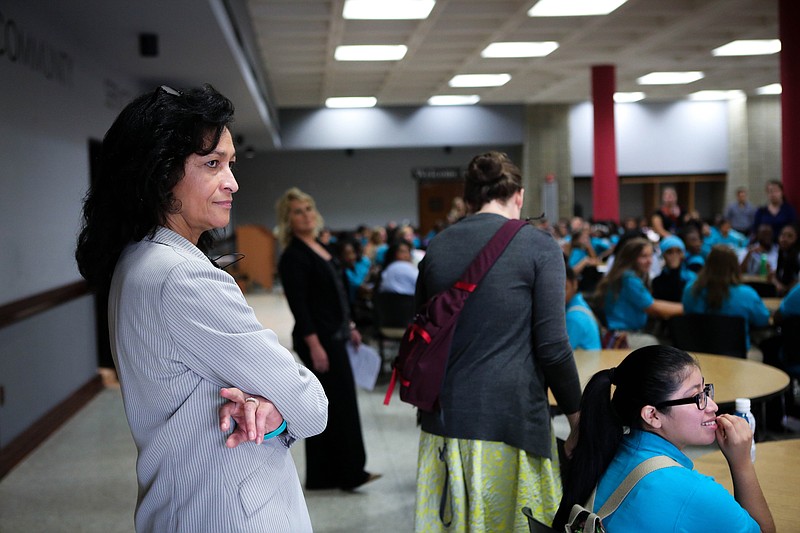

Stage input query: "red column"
[
  {"left": 592, "top": 65, "right": 619, "bottom": 223},
  {"left": 780, "top": 0, "right": 800, "bottom": 210}
]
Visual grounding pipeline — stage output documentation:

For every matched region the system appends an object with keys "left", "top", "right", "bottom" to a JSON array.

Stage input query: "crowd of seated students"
[{"left": 320, "top": 203, "right": 471, "bottom": 336}]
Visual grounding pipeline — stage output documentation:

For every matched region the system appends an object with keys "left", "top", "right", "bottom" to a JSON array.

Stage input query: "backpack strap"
[
  {"left": 459, "top": 219, "right": 529, "bottom": 286},
  {"left": 595, "top": 455, "right": 681, "bottom": 518}
]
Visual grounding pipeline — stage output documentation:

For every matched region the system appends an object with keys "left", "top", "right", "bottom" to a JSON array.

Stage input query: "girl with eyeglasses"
[{"left": 553, "top": 345, "right": 775, "bottom": 533}]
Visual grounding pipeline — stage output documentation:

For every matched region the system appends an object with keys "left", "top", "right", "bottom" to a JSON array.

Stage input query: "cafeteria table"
[
  {"left": 550, "top": 350, "right": 790, "bottom": 437},
  {"left": 694, "top": 438, "right": 800, "bottom": 532}
]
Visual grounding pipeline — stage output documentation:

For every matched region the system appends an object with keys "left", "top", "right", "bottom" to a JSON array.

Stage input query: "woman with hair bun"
[
  {"left": 554, "top": 345, "right": 774, "bottom": 533},
  {"left": 413, "top": 152, "right": 581, "bottom": 531}
]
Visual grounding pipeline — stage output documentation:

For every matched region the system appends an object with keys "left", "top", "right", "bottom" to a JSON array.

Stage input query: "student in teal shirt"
[
  {"left": 554, "top": 345, "right": 775, "bottom": 533},
  {"left": 682, "top": 245, "right": 770, "bottom": 350},
  {"left": 594, "top": 237, "right": 682, "bottom": 348},
  {"left": 565, "top": 265, "right": 601, "bottom": 350}
]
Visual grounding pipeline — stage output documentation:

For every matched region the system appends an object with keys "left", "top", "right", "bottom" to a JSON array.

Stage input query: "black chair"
[
  {"left": 778, "top": 316, "right": 800, "bottom": 419},
  {"left": 745, "top": 280, "right": 777, "bottom": 298},
  {"left": 668, "top": 313, "right": 748, "bottom": 358},
  {"left": 372, "top": 292, "right": 416, "bottom": 360}
]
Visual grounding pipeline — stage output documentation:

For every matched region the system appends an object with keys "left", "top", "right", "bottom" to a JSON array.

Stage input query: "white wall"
[
  {"left": 232, "top": 145, "right": 523, "bottom": 232},
  {"left": 278, "top": 105, "right": 525, "bottom": 149},
  {"left": 0, "top": 2, "right": 138, "bottom": 445},
  {"left": 569, "top": 100, "right": 729, "bottom": 176}
]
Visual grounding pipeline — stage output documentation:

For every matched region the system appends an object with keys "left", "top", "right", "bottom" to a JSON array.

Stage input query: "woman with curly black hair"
[{"left": 76, "top": 85, "right": 327, "bottom": 532}]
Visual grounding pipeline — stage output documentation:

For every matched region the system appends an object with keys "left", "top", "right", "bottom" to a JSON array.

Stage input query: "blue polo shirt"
[
  {"left": 779, "top": 283, "right": 800, "bottom": 316},
  {"left": 603, "top": 271, "right": 654, "bottom": 331},
  {"left": 596, "top": 430, "right": 760, "bottom": 533},
  {"left": 681, "top": 281, "right": 770, "bottom": 349},
  {"left": 566, "top": 293, "right": 602, "bottom": 350}
]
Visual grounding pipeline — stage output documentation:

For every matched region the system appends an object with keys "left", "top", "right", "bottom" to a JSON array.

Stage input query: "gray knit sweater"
[{"left": 417, "top": 213, "right": 581, "bottom": 459}]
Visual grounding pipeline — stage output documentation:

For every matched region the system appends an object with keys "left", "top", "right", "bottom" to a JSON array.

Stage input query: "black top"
[{"left": 278, "top": 238, "right": 350, "bottom": 343}]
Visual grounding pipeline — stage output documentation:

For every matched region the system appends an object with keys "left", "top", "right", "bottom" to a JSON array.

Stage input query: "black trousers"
[{"left": 294, "top": 334, "right": 369, "bottom": 489}]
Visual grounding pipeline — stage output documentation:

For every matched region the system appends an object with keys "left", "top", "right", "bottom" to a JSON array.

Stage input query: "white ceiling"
[
  {"left": 247, "top": 0, "right": 780, "bottom": 107},
  {"left": 29, "top": 0, "right": 780, "bottom": 150}
]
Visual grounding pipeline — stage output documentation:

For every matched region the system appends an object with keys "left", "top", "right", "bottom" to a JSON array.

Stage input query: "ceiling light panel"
[
  {"left": 637, "top": 71, "right": 704, "bottom": 85},
  {"left": 481, "top": 42, "right": 559, "bottom": 58},
  {"left": 343, "top": 0, "right": 435, "bottom": 20},
  {"left": 528, "top": 0, "right": 628, "bottom": 17},
  {"left": 335, "top": 45, "right": 408, "bottom": 61},
  {"left": 755, "top": 83, "right": 782, "bottom": 95},
  {"left": 712, "top": 39, "right": 781, "bottom": 56},
  {"left": 325, "top": 96, "right": 378, "bottom": 108},
  {"left": 449, "top": 74, "right": 511, "bottom": 87},
  {"left": 614, "top": 92, "right": 645, "bottom": 103},
  {"left": 688, "top": 90, "right": 746, "bottom": 101},
  {"left": 428, "top": 95, "right": 481, "bottom": 106}
]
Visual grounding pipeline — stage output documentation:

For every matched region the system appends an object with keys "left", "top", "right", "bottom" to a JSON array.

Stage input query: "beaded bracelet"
[{"left": 264, "top": 419, "right": 287, "bottom": 440}]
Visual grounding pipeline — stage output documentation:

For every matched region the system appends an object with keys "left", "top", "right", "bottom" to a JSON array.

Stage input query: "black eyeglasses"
[
  {"left": 211, "top": 253, "right": 245, "bottom": 271},
  {"left": 656, "top": 383, "right": 714, "bottom": 411}
]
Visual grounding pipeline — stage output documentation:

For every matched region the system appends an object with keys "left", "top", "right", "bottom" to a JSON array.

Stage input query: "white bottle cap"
[{"left": 735, "top": 398, "right": 751, "bottom": 412}]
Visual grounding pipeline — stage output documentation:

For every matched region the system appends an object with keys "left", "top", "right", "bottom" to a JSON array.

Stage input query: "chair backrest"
[
  {"left": 745, "top": 280, "right": 777, "bottom": 298},
  {"left": 373, "top": 292, "right": 416, "bottom": 330},
  {"left": 780, "top": 315, "right": 800, "bottom": 375},
  {"left": 669, "top": 313, "right": 748, "bottom": 358}
]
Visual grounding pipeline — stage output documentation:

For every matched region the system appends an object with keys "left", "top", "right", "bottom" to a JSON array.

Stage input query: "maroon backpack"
[{"left": 383, "top": 219, "right": 528, "bottom": 412}]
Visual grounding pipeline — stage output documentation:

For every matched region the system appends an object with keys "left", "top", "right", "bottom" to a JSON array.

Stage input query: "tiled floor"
[
  {"left": 0, "top": 290, "right": 421, "bottom": 532},
  {"left": 1, "top": 290, "right": 796, "bottom": 532}
]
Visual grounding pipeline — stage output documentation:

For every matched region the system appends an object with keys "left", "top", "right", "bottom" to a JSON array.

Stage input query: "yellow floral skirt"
[{"left": 414, "top": 430, "right": 562, "bottom": 532}]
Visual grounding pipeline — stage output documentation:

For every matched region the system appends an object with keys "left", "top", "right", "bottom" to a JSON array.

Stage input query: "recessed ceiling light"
[
  {"left": 528, "top": 0, "right": 627, "bottom": 17},
  {"left": 335, "top": 45, "right": 408, "bottom": 61},
  {"left": 614, "top": 92, "right": 645, "bottom": 103},
  {"left": 637, "top": 71, "right": 704, "bottom": 85},
  {"left": 481, "top": 42, "right": 559, "bottom": 58},
  {"left": 449, "top": 74, "right": 511, "bottom": 87},
  {"left": 688, "top": 90, "right": 746, "bottom": 101},
  {"left": 756, "top": 83, "right": 782, "bottom": 95},
  {"left": 343, "top": 0, "right": 435, "bottom": 20},
  {"left": 712, "top": 39, "right": 781, "bottom": 56},
  {"left": 428, "top": 95, "right": 481, "bottom": 106},
  {"left": 325, "top": 97, "right": 378, "bottom": 108}
]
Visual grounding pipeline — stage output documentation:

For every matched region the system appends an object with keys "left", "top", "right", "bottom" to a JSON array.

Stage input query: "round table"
[
  {"left": 550, "top": 350, "right": 790, "bottom": 408},
  {"left": 694, "top": 438, "right": 800, "bottom": 532}
]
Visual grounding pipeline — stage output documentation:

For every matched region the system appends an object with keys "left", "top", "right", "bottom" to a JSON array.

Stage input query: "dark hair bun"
[{"left": 469, "top": 153, "right": 504, "bottom": 185}]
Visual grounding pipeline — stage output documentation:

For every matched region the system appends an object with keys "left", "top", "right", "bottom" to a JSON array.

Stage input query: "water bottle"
[
  {"left": 759, "top": 253, "right": 768, "bottom": 276},
  {"left": 734, "top": 398, "right": 757, "bottom": 462}
]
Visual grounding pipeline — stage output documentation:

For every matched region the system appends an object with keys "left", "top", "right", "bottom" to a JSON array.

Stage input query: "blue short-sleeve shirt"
[
  {"left": 596, "top": 430, "right": 760, "bottom": 533},
  {"left": 566, "top": 293, "right": 602, "bottom": 350},
  {"left": 604, "top": 271, "right": 654, "bottom": 331},
  {"left": 779, "top": 283, "right": 800, "bottom": 316},
  {"left": 681, "top": 281, "right": 770, "bottom": 349}
]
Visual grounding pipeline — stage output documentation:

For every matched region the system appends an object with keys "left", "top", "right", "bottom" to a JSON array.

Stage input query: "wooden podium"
[{"left": 235, "top": 224, "right": 275, "bottom": 291}]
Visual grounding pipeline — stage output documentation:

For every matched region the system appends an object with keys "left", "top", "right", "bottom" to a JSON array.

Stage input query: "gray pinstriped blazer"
[{"left": 109, "top": 227, "right": 328, "bottom": 532}]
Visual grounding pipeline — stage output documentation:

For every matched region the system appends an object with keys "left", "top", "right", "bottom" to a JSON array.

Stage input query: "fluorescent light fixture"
[
  {"left": 449, "top": 74, "right": 511, "bottom": 87},
  {"left": 428, "top": 95, "right": 480, "bottom": 106},
  {"left": 756, "top": 83, "right": 782, "bottom": 95},
  {"left": 325, "top": 96, "right": 377, "bottom": 108},
  {"left": 481, "top": 41, "right": 559, "bottom": 58},
  {"left": 637, "top": 71, "right": 704, "bottom": 85},
  {"left": 335, "top": 45, "right": 408, "bottom": 61},
  {"left": 343, "top": 0, "right": 435, "bottom": 20},
  {"left": 712, "top": 39, "right": 781, "bottom": 56},
  {"left": 614, "top": 92, "right": 645, "bottom": 103},
  {"left": 688, "top": 90, "right": 746, "bottom": 101},
  {"left": 528, "top": 0, "right": 627, "bottom": 17}
]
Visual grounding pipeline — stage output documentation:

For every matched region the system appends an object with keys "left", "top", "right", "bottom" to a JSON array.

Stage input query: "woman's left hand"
[
  {"left": 350, "top": 326, "right": 362, "bottom": 348},
  {"left": 219, "top": 387, "right": 284, "bottom": 448}
]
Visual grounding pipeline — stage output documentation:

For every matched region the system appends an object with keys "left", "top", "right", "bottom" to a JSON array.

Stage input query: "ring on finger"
[{"left": 245, "top": 397, "right": 259, "bottom": 406}]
